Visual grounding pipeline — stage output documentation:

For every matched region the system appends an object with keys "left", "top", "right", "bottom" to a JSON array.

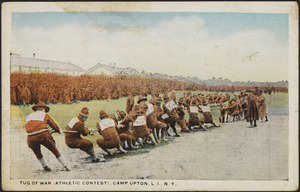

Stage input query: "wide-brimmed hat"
[
  {"left": 137, "top": 96, "right": 147, "bottom": 104},
  {"left": 116, "top": 110, "right": 126, "bottom": 119},
  {"left": 32, "top": 101, "right": 50, "bottom": 112},
  {"left": 79, "top": 107, "right": 89, "bottom": 117},
  {"left": 99, "top": 110, "right": 108, "bottom": 118}
]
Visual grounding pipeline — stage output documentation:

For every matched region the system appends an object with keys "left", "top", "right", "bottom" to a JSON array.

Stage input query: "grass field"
[{"left": 10, "top": 91, "right": 288, "bottom": 148}]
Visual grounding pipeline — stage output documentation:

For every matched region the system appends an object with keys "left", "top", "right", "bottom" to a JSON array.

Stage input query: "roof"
[
  {"left": 101, "top": 64, "right": 140, "bottom": 76},
  {"left": 10, "top": 54, "right": 85, "bottom": 72},
  {"left": 86, "top": 63, "right": 103, "bottom": 74},
  {"left": 86, "top": 63, "right": 140, "bottom": 76}
]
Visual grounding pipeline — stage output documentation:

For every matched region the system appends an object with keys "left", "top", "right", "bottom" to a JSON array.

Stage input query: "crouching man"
[
  {"left": 200, "top": 102, "right": 220, "bottom": 128},
  {"left": 188, "top": 100, "right": 207, "bottom": 131},
  {"left": 65, "top": 107, "right": 100, "bottom": 162},
  {"left": 133, "top": 106, "right": 156, "bottom": 146},
  {"left": 96, "top": 110, "right": 127, "bottom": 156},
  {"left": 25, "top": 101, "right": 70, "bottom": 171}
]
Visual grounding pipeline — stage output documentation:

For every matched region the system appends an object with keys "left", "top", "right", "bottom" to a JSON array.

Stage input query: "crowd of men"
[
  {"left": 24, "top": 87, "right": 268, "bottom": 172},
  {"left": 11, "top": 73, "right": 285, "bottom": 105}
]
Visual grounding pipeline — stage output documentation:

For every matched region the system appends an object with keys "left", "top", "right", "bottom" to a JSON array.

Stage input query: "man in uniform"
[
  {"left": 117, "top": 110, "right": 139, "bottom": 149},
  {"left": 188, "top": 99, "right": 207, "bottom": 131},
  {"left": 163, "top": 93, "right": 180, "bottom": 137},
  {"left": 154, "top": 97, "right": 168, "bottom": 141},
  {"left": 25, "top": 101, "right": 70, "bottom": 171},
  {"left": 177, "top": 98, "right": 189, "bottom": 132},
  {"left": 65, "top": 107, "right": 100, "bottom": 162},
  {"left": 200, "top": 102, "right": 220, "bottom": 128},
  {"left": 228, "top": 98, "right": 241, "bottom": 121},
  {"left": 170, "top": 91, "right": 177, "bottom": 103},
  {"left": 246, "top": 89, "right": 259, "bottom": 127},
  {"left": 107, "top": 110, "right": 138, "bottom": 150},
  {"left": 132, "top": 106, "right": 156, "bottom": 146},
  {"left": 146, "top": 97, "right": 168, "bottom": 142},
  {"left": 126, "top": 92, "right": 134, "bottom": 114},
  {"left": 96, "top": 110, "right": 127, "bottom": 156},
  {"left": 240, "top": 94, "right": 248, "bottom": 120},
  {"left": 258, "top": 90, "right": 268, "bottom": 122}
]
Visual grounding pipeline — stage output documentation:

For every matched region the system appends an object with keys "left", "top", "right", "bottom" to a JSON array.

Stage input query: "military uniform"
[
  {"left": 25, "top": 101, "right": 69, "bottom": 171},
  {"left": 163, "top": 93, "right": 180, "bottom": 137}
]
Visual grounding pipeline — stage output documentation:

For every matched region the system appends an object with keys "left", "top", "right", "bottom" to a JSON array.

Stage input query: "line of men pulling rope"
[{"left": 24, "top": 89, "right": 267, "bottom": 172}]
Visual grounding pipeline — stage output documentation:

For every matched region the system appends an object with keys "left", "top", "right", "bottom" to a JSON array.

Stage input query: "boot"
[
  {"left": 101, "top": 148, "right": 112, "bottom": 156},
  {"left": 156, "top": 128, "right": 160, "bottom": 140},
  {"left": 121, "top": 142, "right": 126, "bottom": 149},
  {"left": 149, "top": 134, "right": 157, "bottom": 146},
  {"left": 117, "top": 145, "right": 127, "bottom": 154},
  {"left": 153, "top": 128, "right": 160, "bottom": 143},
  {"left": 201, "top": 125, "right": 207, "bottom": 131},
  {"left": 63, "top": 166, "right": 71, "bottom": 171},
  {"left": 166, "top": 128, "right": 171, "bottom": 136},
  {"left": 128, "top": 142, "right": 139, "bottom": 150},
  {"left": 43, "top": 166, "right": 51, "bottom": 172},
  {"left": 161, "top": 130, "right": 167, "bottom": 141},
  {"left": 57, "top": 156, "right": 70, "bottom": 171},
  {"left": 137, "top": 138, "right": 144, "bottom": 146},
  {"left": 172, "top": 127, "right": 180, "bottom": 137},
  {"left": 254, "top": 120, "right": 257, "bottom": 127},
  {"left": 265, "top": 116, "right": 268, "bottom": 122},
  {"left": 87, "top": 148, "right": 99, "bottom": 161}
]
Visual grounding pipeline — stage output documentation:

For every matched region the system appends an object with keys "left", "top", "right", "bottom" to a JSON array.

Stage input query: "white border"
[{"left": 2, "top": 2, "right": 298, "bottom": 191}]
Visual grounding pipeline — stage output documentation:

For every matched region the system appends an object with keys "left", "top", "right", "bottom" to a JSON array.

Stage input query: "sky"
[{"left": 11, "top": 12, "right": 289, "bottom": 82}]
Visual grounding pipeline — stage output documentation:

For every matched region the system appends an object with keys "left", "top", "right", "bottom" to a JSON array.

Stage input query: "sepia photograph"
[{"left": 2, "top": 2, "right": 298, "bottom": 191}]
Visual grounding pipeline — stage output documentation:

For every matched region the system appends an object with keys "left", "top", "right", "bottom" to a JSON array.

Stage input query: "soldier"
[
  {"left": 240, "top": 94, "right": 248, "bottom": 120},
  {"left": 146, "top": 97, "right": 168, "bottom": 142},
  {"left": 132, "top": 105, "right": 156, "bottom": 146},
  {"left": 188, "top": 99, "right": 207, "bottom": 131},
  {"left": 170, "top": 91, "right": 177, "bottom": 103},
  {"left": 154, "top": 97, "right": 168, "bottom": 141},
  {"left": 228, "top": 98, "right": 241, "bottom": 121},
  {"left": 65, "top": 107, "right": 100, "bottom": 162},
  {"left": 108, "top": 110, "right": 138, "bottom": 150},
  {"left": 163, "top": 93, "right": 180, "bottom": 137},
  {"left": 258, "top": 90, "right": 268, "bottom": 122},
  {"left": 199, "top": 102, "right": 220, "bottom": 128},
  {"left": 126, "top": 92, "right": 134, "bottom": 114},
  {"left": 177, "top": 98, "right": 189, "bottom": 132},
  {"left": 25, "top": 101, "right": 70, "bottom": 171},
  {"left": 219, "top": 104, "right": 226, "bottom": 123},
  {"left": 246, "top": 89, "right": 259, "bottom": 127},
  {"left": 117, "top": 110, "right": 139, "bottom": 150},
  {"left": 96, "top": 110, "right": 127, "bottom": 156}
]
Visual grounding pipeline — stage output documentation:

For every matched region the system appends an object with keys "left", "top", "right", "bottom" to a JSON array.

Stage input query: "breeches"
[
  {"left": 96, "top": 136, "right": 120, "bottom": 150},
  {"left": 65, "top": 137, "right": 93, "bottom": 153},
  {"left": 133, "top": 126, "right": 151, "bottom": 138},
  {"left": 188, "top": 118, "right": 201, "bottom": 126},
  {"left": 27, "top": 131, "right": 61, "bottom": 159},
  {"left": 119, "top": 133, "right": 133, "bottom": 144}
]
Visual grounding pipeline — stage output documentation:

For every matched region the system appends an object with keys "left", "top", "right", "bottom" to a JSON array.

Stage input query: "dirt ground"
[{"left": 10, "top": 114, "right": 288, "bottom": 180}]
